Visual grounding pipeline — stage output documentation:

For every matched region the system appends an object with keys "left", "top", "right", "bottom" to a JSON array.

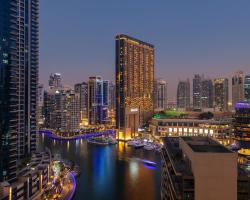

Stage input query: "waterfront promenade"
[{"left": 39, "top": 129, "right": 116, "bottom": 141}]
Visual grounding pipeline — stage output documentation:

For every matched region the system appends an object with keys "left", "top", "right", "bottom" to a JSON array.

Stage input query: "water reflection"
[
  {"left": 38, "top": 134, "right": 161, "bottom": 200},
  {"left": 129, "top": 160, "right": 139, "bottom": 182}
]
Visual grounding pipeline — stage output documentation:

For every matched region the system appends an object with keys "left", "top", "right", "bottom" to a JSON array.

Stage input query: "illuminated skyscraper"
[
  {"left": 193, "top": 75, "right": 213, "bottom": 110},
  {"left": 232, "top": 71, "right": 244, "bottom": 108},
  {"left": 214, "top": 78, "right": 229, "bottom": 111},
  {"left": 66, "top": 90, "right": 81, "bottom": 132},
  {"left": 115, "top": 34, "right": 154, "bottom": 139},
  {"left": 88, "top": 76, "right": 109, "bottom": 125},
  {"left": 201, "top": 79, "right": 213, "bottom": 109},
  {"left": 154, "top": 79, "right": 167, "bottom": 112},
  {"left": 244, "top": 75, "right": 250, "bottom": 102},
  {"left": 75, "top": 82, "right": 88, "bottom": 126},
  {"left": 177, "top": 79, "right": 190, "bottom": 109},
  {"left": 193, "top": 74, "right": 202, "bottom": 109},
  {"left": 0, "top": 0, "right": 39, "bottom": 182}
]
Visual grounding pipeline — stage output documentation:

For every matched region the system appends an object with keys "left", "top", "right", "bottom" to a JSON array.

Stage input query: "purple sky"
[{"left": 40, "top": 0, "right": 250, "bottom": 99}]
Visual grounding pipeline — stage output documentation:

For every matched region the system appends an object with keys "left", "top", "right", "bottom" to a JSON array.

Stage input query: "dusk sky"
[{"left": 40, "top": 0, "right": 250, "bottom": 98}]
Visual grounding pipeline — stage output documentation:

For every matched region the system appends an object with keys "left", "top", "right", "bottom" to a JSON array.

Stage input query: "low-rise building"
[
  {"left": 233, "top": 102, "right": 250, "bottom": 159},
  {"left": 161, "top": 136, "right": 250, "bottom": 200},
  {"left": 150, "top": 118, "right": 231, "bottom": 138}
]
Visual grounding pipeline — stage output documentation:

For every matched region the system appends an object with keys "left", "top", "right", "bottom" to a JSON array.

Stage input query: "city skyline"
[
  {"left": 40, "top": 0, "right": 250, "bottom": 98},
  {"left": 1, "top": 1, "right": 250, "bottom": 200}
]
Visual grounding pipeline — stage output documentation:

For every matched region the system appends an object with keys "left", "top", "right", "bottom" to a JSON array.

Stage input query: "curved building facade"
[
  {"left": 150, "top": 118, "right": 231, "bottom": 139},
  {"left": 233, "top": 102, "right": 250, "bottom": 158}
]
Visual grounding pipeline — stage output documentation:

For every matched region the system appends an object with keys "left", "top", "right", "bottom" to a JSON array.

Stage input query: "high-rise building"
[
  {"left": 108, "top": 82, "right": 116, "bottom": 111},
  {"left": 0, "top": 0, "right": 39, "bottom": 182},
  {"left": 66, "top": 91, "right": 81, "bottom": 132},
  {"left": 0, "top": 0, "right": 18, "bottom": 182},
  {"left": 201, "top": 79, "right": 213, "bottom": 109},
  {"left": 232, "top": 71, "right": 244, "bottom": 108},
  {"left": 75, "top": 82, "right": 88, "bottom": 127},
  {"left": 193, "top": 74, "right": 202, "bottom": 109},
  {"left": 49, "top": 90, "right": 65, "bottom": 131},
  {"left": 154, "top": 79, "right": 167, "bottom": 112},
  {"left": 193, "top": 75, "right": 213, "bottom": 110},
  {"left": 43, "top": 90, "right": 53, "bottom": 129},
  {"left": 37, "top": 84, "right": 44, "bottom": 127},
  {"left": 244, "top": 75, "right": 250, "bottom": 102},
  {"left": 115, "top": 34, "right": 154, "bottom": 139},
  {"left": 43, "top": 88, "right": 82, "bottom": 133},
  {"left": 161, "top": 137, "right": 242, "bottom": 200},
  {"left": 103, "top": 80, "right": 109, "bottom": 107},
  {"left": 214, "top": 78, "right": 229, "bottom": 111},
  {"left": 108, "top": 82, "right": 116, "bottom": 125},
  {"left": 177, "top": 79, "right": 190, "bottom": 109},
  {"left": 49, "top": 73, "right": 62, "bottom": 90},
  {"left": 88, "top": 76, "right": 108, "bottom": 125}
]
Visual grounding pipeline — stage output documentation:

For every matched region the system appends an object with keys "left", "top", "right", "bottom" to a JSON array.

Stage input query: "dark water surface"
[{"left": 38, "top": 134, "right": 161, "bottom": 200}]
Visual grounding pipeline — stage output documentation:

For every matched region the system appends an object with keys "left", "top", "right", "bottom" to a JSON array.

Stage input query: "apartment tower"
[{"left": 0, "top": 0, "right": 39, "bottom": 182}]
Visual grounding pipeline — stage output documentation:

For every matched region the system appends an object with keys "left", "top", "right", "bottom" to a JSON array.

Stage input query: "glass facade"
[
  {"left": 177, "top": 79, "right": 190, "bottom": 109},
  {"left": 0, "top": 0, "right": 18, "bottom": 182},
  {"left": 214, "top": 78, "right": 229, "bottom": 111},
  {"left": 245, "top": 75, "right": 250, "bottom": 102},
  {"left": 74, "top": 82, "right": 88, "bottom": 122},
  {"left": 193, "top": 74, "right": 202, "bottom": 109},
  {"left": 201, "top": 79, "right": 213, "bottom": 108},
  {"left": 154, "top": 79, "right": 167, "bottom": 111},
  {"left": 232, "top": 71, "right": 244, "bottom": 108},
  {"left": 88, "top": 76, "right": 109, "bottom": 125}
]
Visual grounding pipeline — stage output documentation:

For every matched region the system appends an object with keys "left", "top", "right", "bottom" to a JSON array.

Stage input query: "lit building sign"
[
  {"left": 130, "top": 108, "right": 138, "bottom": 112},
  {"left": 235, "top": 102, "right": 250, "bottom": 109}
]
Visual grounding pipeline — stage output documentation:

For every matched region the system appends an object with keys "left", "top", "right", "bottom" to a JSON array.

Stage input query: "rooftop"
[
  {"left": 181, "top": 136, "right": 231, "bottom": 153},
  {"left": 115, "top": 34, "right": 154, "bottom": 48},
  {"left": 153, "top": 110, "right": 188, "bottom": 119},
  {"left": 162, "top": 137, "right": 193, "bottom": 176}
]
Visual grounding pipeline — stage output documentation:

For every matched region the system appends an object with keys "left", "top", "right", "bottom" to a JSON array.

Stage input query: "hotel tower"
[{"left": 115, "top": 34, "right": 154, "bottom": 140}]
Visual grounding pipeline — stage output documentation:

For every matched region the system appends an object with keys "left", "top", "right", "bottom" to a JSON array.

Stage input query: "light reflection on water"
[{"left": 38, "top": 135, "right": 161, "bottom": 200}]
